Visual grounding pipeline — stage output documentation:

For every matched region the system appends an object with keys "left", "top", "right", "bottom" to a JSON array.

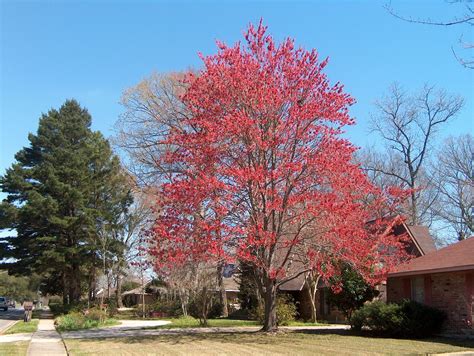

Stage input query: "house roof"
[
  {"left": 405, "top": 225, "right": 436, "bottom": 255},
  {"left": 279, "top": 275, "right": 306, "bottom": 291},
  {"left": 122, "top": 286, "right": 152, "bottom": 296},
  {"left": 223, "top": 276, "right": 240, "bottom": 292},
  {"left": 279, "top": 222, "right": 436, "bottom": 291},
  {"left": 388, "top": 237, "right": 474, "bottom": 277}
]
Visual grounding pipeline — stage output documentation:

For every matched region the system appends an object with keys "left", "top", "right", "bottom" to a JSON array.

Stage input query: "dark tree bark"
[
  {"left": 217, "top": 263, "right": 229, "bottom": 317},
  {"left": 262, "top": 280, "right": 278, "bottom": 332}
]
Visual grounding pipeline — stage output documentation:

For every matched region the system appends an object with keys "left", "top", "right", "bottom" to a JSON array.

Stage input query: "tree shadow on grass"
[
  {"left": 81, "top": 330, "right": 302, "bottom": 347},
  {"left": 293, "top": 329, "right": 474, "bottom": 349}
]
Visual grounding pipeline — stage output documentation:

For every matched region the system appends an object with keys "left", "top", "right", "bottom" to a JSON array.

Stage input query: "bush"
[
  {"left": 399, "top": 300, "right": 446, "bottom": 338},
  {"left": 55, "top": 309, "right": 117, "bottom": 331},
  {"left": 149, "top": 299, "right": 182, "bottom": 318},
  {"left": 207, "top": 300, "right": 223, "bottom": 319},
  {"left": 350, "top": 300, "right": 446, "bottom": 338},
  {"left": 55, "top": 311, "right": 87, "bottom": 331},
  {"left": 103, "top": 297, "right": 118, "bottom": 317},
  {"left": 188, "top": 294, "right": 217, "bottom": 324},
  {"left": 326, "top": 264, "right": 380, "bottom": 319},
  {"left": 48, "top": 303, "right": 64, "bottom": 316},
  {"left": 253, "top": 295, "right": 298, "bottom": 326},
  {"left": 85, "top": 308, "right": 107, "bottom": 322}
]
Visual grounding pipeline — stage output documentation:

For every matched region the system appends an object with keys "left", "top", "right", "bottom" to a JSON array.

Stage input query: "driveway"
[{"left": 0, "top": 307, "right": 23, "bottom": 333}]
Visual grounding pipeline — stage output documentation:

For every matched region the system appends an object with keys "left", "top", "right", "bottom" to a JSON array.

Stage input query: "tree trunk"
[
  {"left": 200, "top": 287, "right": 209, "bottom": 327},
  {"left": 179, "top": 289, "right": 188, "bottom": 317},
  {"left": 69, "top": 263, "right": 82, "bottom": 303},
  {"left": 88, "top": 266, "right": 97, "bottom": 307},
  {"left": 116, "top": 273, "right": 123, "bottom": 308},
  {"left": 62, "top": 272, "right": 69, "bottom": 305},
  {"left": 305, "top": 273, "right": 320, "bottom": 323},
  {"left": 409, "top": 186, "right": 418, "bottom": 225},
  {"left": 262, "top": 281, "right": 278, "bottom": 332},
  {"left": 217, "top": 263, "right": 229, "bottom": 317}
]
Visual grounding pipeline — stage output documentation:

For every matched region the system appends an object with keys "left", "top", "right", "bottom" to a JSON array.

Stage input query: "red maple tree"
[{"left": 149, "top": 20, "right": 411, "bottom": 331}]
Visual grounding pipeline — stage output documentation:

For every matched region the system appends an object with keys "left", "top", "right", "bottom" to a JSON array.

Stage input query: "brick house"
[
  {"left": 387, "top": 237, "right": 474, "bottom": 334},
  {"left": 280, "top": 222, "right": 436, "bottom": 322}
]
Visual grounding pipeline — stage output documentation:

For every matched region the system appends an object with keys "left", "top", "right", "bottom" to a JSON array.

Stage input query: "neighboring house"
[
  {"left": 122, "top": 285, "right": 157, "bottom": 306},
  {"left": 121, "top": 278, "right": 239, "bottom": 308},
  {"left": 279, "top": 222, "right": 436, "bottom": 322},
  {"left": 387, "top": 237, "right": 474, "bottom": 334},
  {"left": 223, "top": 275, "right": 240, "bottom": 308}
]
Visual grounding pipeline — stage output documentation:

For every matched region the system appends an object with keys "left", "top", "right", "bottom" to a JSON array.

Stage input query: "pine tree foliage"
[{"left": 0, "top": 100, "right": 132, "bottom": 303}]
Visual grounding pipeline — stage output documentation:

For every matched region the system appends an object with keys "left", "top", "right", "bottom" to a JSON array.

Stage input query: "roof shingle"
[{"left": 389, "top": 237, "right": 474, "bottom": 277}]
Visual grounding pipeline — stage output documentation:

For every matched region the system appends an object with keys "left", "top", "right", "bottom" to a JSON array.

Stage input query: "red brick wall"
[
  {"left": 431, "top": 272, "right": 472, "bottom": 331},
  {"left": 387, "top": 270, "right": 474, "bottom": 333}
]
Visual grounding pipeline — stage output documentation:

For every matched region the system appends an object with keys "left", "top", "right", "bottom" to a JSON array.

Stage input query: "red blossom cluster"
[{"left": 148, "top": 20, "right": 412, "bottom": 289}]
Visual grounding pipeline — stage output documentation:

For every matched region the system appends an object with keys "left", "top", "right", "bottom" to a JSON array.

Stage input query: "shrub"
[
  {"left": 103, "top": 297, "right": 118, "bottom": 317},
  {"left": 398, "top": 300, "right": 446, "bottom": 338},
  {"left": 55, "top": 311, "right": 87, "bottom": 331},
  {"left": 48, "top": 303, "right": 64, "bottom": 316},
  {"left": 253, "top": 295, "right": 298, "bottom": 326},
  {"left": 55, "top": 308, "right": 117, "bottom": 331},
  {"left": 85, "top": 308, "right": 107, "bottom": 322},
  {"left": 207, "top": 300, "right": 223, "bottom": 319},
  {"left": 350, "top": 300, "right": 446, "bottom": 338},
  {"left": 188, "top": 293, "right": 217, "bottom": 325},
  {"left": 149, "top": 299, "right": 182, "bottom": 317},
  {"left": 326, "top": 264, "right": 380, "bottom": 319}
]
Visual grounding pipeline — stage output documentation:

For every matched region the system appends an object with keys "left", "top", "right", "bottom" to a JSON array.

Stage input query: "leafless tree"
[
  {"left": 432, "top": 134, "right": 473, "bottom": 241},
  {"left": 385, "top": 0, "right": 474, "bottom": 69},
  {"left": 115, "top": 72, "right": 232, "bottom": 315},
  {"left": 114, "top": 72, "right": 192, "bottom": 188},
  {"left": 114, "top": 188, "right": 154, "bottom": 308},
  {"left": 365, "top": 83, "right": 464, "bottom": 225}
]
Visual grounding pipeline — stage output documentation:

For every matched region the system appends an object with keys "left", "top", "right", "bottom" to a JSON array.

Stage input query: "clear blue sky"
[{"left": 1, "top": 0, "right": 473, "bottom": 175}]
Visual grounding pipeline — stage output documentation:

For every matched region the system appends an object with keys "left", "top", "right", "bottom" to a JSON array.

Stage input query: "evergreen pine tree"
[{"left": 0, "top": 100, "right": 131, "bottom": 304}]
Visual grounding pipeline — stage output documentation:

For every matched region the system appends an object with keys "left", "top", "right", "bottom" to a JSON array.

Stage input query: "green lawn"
[
  {"left": 64, "top": 331, "right": 474, "bottom": 356},
  {"left": 286, "top": 320, "right": 327, "bottom": 327},
  {"left": 127, "top": 316, "right": 326, "bottom": 329},
  {"left": 159, "top": 316, "right": 259, "bottom": 328},
  {"left": 0, "top": 341, "right": 29, "bottom": 356},
  {"left": 4, "top": 319, "right": 39, "bottom": 334}
]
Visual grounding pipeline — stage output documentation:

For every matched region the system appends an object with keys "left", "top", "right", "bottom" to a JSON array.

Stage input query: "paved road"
[{"left": 0, "top": 307, "right": 23, "bottom": 332}]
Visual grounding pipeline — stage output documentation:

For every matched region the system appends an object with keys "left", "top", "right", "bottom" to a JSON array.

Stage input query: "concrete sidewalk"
[
  {"left": 0, "top": 332, "right": 32, "bottom": 343},
  {"left": 27, "top": 314, "right": 67, "bottom": 356}
]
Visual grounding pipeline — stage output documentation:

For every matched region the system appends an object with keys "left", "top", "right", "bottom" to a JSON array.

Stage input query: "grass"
[
  {"left": 0, "top": 341, "right": 29, "bottom": 356},
  {"left": 117, "top": 314, "right": 325, "bottom": 329},
  {"left": 286, "top": 320, "right": 327, "bottom": 327},
  {"left": 160, "top": 317, "right": 327, "bottom": 328},
  {"left": 64, "top": 331, "right": 474, "bottom": 356},
  {"left": 158, "top": 316, "right": 260, "bottom": 329},
  {"left": 4, "top": 319, "right": 39, "bottom": 334}
]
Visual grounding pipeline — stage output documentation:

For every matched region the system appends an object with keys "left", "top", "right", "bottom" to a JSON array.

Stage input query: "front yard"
[
  {"left": 4, "top": 319, "right": 39, "bottom": 334},
  {"left": 64, "top": 331, "right": 474, "bottom": 356},
  {"left": 0, "top": 341, "right": 29, "bottom": 356}
]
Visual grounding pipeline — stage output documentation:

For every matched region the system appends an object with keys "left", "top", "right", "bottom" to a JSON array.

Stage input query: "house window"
[{"left": 411, "top": 276, "right": 425, "bottom": 303}]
